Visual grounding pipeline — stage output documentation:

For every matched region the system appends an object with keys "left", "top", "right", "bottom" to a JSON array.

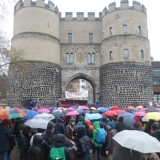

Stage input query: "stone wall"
[
  {"left": 7, "top": 61, "right": 61, "bottom": 107},
  {"left": 100, "top": 62, "right": 153, "bottom": 106}
]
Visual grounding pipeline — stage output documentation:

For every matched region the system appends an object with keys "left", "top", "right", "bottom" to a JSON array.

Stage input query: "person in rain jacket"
[
  {"left": 28, "top": 135, "right": 45, "bottom": 160},
  {"left": 19, "top": 126, "right": 31, "bottom": 160},
  {"left": 76, "top": 125, "right": 91, "bottom": 160},
  {"left": 134, "top": 116, "right": 143, "bottom": 127},
  {"left": 0, "top": 120, "right": 12, "bottom": 160},
  {"left": 83, "top": 120, "right": 94, "bottom": 138},
  {"left": 105, "top": 122, "right": 118, "bottom": 160},
  {"left": 52, "top": 134, "right": 73, "bottom": 160},
  {"left": 93, "top": 121, "right": 103, "bottom": 160},
  {"left": 150, "top": 122, "right": 160, "bottom": 141},
  {"left": 42, "top": 121, "right": 56, "bottom": 160},
  {"left": 55, "top": 118, "right": 65, "bottom": 134}
]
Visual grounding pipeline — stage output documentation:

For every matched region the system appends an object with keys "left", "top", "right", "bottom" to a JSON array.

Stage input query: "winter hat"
[{"left": 107, "top": 122, "right": 115, "bottom": 129}]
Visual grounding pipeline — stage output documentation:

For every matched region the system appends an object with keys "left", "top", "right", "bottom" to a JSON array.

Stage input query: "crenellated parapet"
[
  {"left": 14, "top": 0, "right": 59, "bottom": 15},
  {"left": 60, "top": 12, "right": 102, "bottom": 21},
  {"left": 102, "top": 0, "right": 146, "bottom": 18}
]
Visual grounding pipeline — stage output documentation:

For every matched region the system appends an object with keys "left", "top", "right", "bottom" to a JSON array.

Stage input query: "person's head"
[
  {"left": 22, "top": 126, "right": 31, "bottom": 137},
  {"left": 152, "top": 122, "right": 159, "bottom": 131},
  {"left": 31, "top": 128, "right": 38, "bottom": 136},
  {"left": 57, "top": 118, "right": 64, "bottom": 124},
  {"left": 76, "top": 125, "right": 86, "bottom": 139},
  {"left": 0, "top": 119, "right": 8, "bottom": 126},
  {"left": 55, "top": 134, "right": 65, "bottom": 147},
  {"left": 133, "top": 122, "right": 141, "bottom": 130},
  {"left": 33, "top": 135, "right": 44, "bottom": 147},
  {"left": 107, "top": 122, "right": 115, "bottom": 129},
  {"left": 118, "top": 116, "right": 124, "bottom": 122},
  {"left": 142, "top": 153, "right": 160, "bottom": 160},
  {"left": 69, "top": 118, "right": 76, "bottom": 126},
  {"left": 47, "top": 121, "right": 56, "bottom": 133}
]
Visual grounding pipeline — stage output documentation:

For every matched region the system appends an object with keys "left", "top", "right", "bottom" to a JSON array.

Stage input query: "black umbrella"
[{"left": 145, "top": 108, "right": 159, "bottom": 113}]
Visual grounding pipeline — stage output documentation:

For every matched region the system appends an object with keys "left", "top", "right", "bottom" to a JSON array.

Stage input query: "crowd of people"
[{"left": 0, "top": 107, "right": 160, "bottom": 160}]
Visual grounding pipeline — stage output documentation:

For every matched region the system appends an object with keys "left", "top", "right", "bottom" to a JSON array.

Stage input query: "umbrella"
[
  {"left": 68, "top": 107, "right": 75, "bottom": 111},
  {"left": 113, "top": 130, "right": 160, "bottom": 153},
  {"left": 80, "top": 106, "right": 89, "bottom": 110},
  {"left": 76, "top": 109, "right": 84, "bottom": 114},
  {"left": 90, "top": 107, "right": 97, "bottom": 111},
  {"left": 142, "top": 117, "right": 149, "bottom": 122},
  {"left": 53, "top": 109, "right": 62, "bottom": 113},
  {"left": 133, "top": 112, "right": 146, "bottom": 117},
  {"left": 85, "top": 113, "right": 102, "bottom": 120},
  {"left": 136, "top": 106, "right": 143, "bottom": 109},
  {"left": 70, "top": 105, "right": 78, "bottom": 109},
  {"left": 110, "top": 106, "right": 119, "bottom": 110},
  {"left": 104, "top": 111, "right": 117, "bottom": 117},
  {"left": 0, "top": 107, "right": 26, "bottom": 119},
  {"left": 98, "top": 108, "right": 110, "bottom": 113},
  {"left": 52, "top": 111, "right": 64, "bottom": 118},
  {"left": 25, "top": 118, "right": 49, "bottom": 129},
  {"left": 34, "top": 113, "right": 55, "bottom": 120},
  {"left": 145, "top": 112, "right": 160, "bottom": 121},
  {"left": 131, "top": 108, "right": 139, "bottom": 113},
  {"left": 48, "top": 106, "right": 56, "bottom": 111},
  {"left": 115, "top": 110, "right": 126, "bottom": 114},
  {"left": 127, "top": 106, "right": 135, "bottom": 110},
  {"left": 66, "top": 111, "right": 79, "bottom": 116},
  {"left": 0, "top": 107, "right": 4, "bottom": 110},
  {"left": 145, "top": 108, "right": 159, "bottom": 113},
  {"left": 38, "top": 108, "right": 50, "bottom": 113},
  {"left": 24, "top": 110, "right": 38, "bottom": 120},
  {"left": 118, "top": 113, "right": 135, "bottom": 127}
]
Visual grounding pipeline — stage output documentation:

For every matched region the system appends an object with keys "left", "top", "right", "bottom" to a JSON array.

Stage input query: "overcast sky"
[{"left": 4, "top": 0, "right": 160, "bottom": 60}]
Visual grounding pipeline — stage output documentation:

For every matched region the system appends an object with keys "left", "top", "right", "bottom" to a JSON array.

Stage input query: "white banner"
[{"left": 65, "top": 91, "right": 88, "bottom": 99}]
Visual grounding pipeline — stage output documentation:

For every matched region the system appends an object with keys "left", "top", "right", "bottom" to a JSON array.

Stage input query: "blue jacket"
[{"left": 0, "top": 126, "right": 11, "bottom": 152}]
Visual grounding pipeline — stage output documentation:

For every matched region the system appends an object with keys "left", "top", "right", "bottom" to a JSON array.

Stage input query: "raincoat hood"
[
  {"left": 47, "top": 121, "right": 55, "bottom": 130},
  {"left": 55, "top": 134, "right": 65, "bottom": 147},
  {"left": 85, "top": 120, "right": 94, "bottom": 131},
  {"left": 86, "top": 120, "right": 91, "bottom": 126},
  {"left": 93, "top": 121, "right": 100, "bottom": 130},
  {"left": 22, "top": 126, "right": 31, "bottom": 137},
  {"left": 76, "top": 125, "right": 86, "bottom": 138},
  {"left": 33, "top": 135, "right": 43, "bottom": 146}
]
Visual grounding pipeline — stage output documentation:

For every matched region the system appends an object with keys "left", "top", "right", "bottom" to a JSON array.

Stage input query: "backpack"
[
  {"left": 50, "top": 147, "right": 66, "bottom": 160},
  {"left": 96, "top": 128, "right": 106, "bottom": 144}
]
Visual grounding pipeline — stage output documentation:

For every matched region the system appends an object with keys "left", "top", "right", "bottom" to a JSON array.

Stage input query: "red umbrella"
[
  {"left": 115, "top": 110, "right": 126, "bottom": 114},
  {"left": 104, "top": 111, "right": 117, "bottom": 117},
  {"left": 111, "top": 106, "right": 119, "bottom": 110},
  {"left": 66, "top": 111, "right": 79, "bottom": 116}
]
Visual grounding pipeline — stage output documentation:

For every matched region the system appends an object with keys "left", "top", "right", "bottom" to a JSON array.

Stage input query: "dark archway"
[{"left": 65, "top": 73, "right": 96, "bottom": 102}]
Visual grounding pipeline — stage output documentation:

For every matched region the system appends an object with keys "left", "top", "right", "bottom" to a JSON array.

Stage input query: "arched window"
[
  {"left": 110, "top": 51, "right": 114, "bottom": 60},
  {"left": 123, "top": 49, "right": 129, "bottom": 59},
  {"left": 110, "top": 27, "right": 113, "bottom": 35},
  {"left": 88, "top": 53, "right": 95, "bottom": 64},
  {"left": 89, "top": 33, "right": 93, "bottom": 43},
  {"left": 138, "top": 26, "right": 141, "bottom": 34},
  {"left": 66, "top": 53, "right": 74, "bottom": 64},
  {"left": 140, "top": 50, "right": 144, "bottom": 58},
  {"left": 123, "top": 25, "right": 127, "bottom": 33}
]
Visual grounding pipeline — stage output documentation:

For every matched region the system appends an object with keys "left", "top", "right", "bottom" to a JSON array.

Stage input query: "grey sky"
[{"left": 4, "top": 0, "right": 160, "bottom": 60}]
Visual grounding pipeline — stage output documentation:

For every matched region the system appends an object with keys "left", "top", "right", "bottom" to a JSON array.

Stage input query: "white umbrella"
[
  {"left": 25, "top": 118, "right": 49, "bottom": 129},
  {"left": 113, "top": 130, "right": 160, "bottom": 153},
  {"left": 34, "top": 113, "right": 55, "bottom": 121}
]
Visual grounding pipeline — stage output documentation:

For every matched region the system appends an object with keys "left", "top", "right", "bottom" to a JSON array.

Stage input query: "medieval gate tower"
[{"left": 7, "top": 0, "right": 153, "bottom": 107}]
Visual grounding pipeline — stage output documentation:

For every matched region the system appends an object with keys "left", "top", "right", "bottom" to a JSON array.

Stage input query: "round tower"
[
  {"left": 7, "top": 0, "right": 61, "bottom": 106},
  {"left": 100, "top": 0, "right": 153, "bottom": 106}
]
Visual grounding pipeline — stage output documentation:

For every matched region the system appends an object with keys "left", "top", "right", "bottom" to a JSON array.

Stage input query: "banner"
[{"left": 65, "top": 91, "right": 88, "bottom": 99}]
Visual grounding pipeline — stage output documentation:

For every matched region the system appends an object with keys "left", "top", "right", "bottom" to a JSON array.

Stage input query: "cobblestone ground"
[{"left": 10, "top": 140, "right": 20, "bottom": 160}]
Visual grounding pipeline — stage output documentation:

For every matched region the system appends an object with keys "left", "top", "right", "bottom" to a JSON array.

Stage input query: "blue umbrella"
[
  {"left": 71, "top": 105, "right": 78, "bottom": 109},
  {"left": 85, "top": 113, "right": 102, "bottom": 120},
  {"left": 131, "top": 108, "right": 139, "bottom": 113},
  {"left": 76, "top": 109, "right": 84, "bottom": 114},
  {"left": 24, "top": 110, "right": 38, "bottom": 120},
  {"left": 118, "top": 113, "right": 135, "bottom": 127},
  {"left": 98, "top": 108, "right": 110, "bottom": 113}
]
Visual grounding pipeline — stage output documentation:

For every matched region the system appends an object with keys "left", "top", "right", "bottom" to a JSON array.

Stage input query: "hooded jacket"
[
  {"left": 0, "top": 125, "right": 11, "bottom": 152},
  {"left": 85, "top": 120, "right": 94, "bottom": 131},
  {"left": 20, "top": 126, "right": 31, "bottom": 160},
  {"left": 76, "top": 125, "right": 91, "bottom": 160},
  {"left": 54, "top": 134, "right": 73, "bottom": 160},
  {"left": 115, "top": 117, "right": 127, "bottom": 132},
  {"left": 93, "top": 121, "right": 103, "bottom": 147},
  {"left": 28, "top": 135, "right": 45, "bottom": 160},
  {"left": 55, "top": 118, "right": 65, "bottom": 134}
]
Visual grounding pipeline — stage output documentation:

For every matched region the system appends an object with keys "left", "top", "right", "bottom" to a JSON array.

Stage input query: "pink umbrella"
[
  {"left": 115, "top": 110, "right": 126, "bottom": 114},
  {"left": 68, "top": 107, "right": 75, "bottom": 111},
  {"left": 140, "top": 108, "right": 147, "bottom": 112},
  {"left": 134, "top": 112, "right": 146, "bottom": 116},
  {"left": 66, "top": 111, "right": 79, "bottom": 116},
  {"left": 38, "top": 108, "right": 50, "bottom": 113},
  {"left": 80, "top": 106, "right": 89, "bottom": 110}
]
